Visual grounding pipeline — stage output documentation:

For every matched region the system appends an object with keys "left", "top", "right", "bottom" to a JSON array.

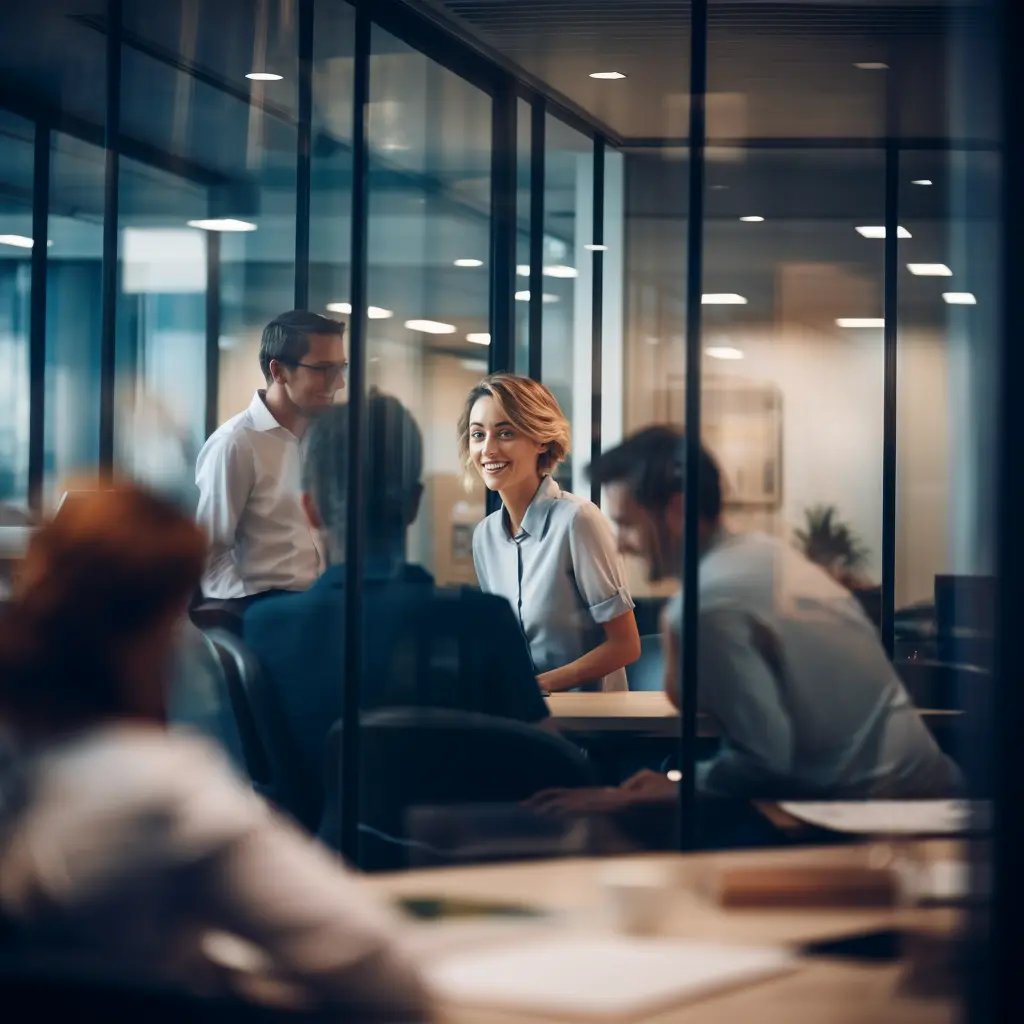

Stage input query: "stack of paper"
[
  {"left": 776, "top": 799, "right": 987, "bottom": 835},
  {"left": 425, "top": 935, "right": 796, "bottom": 1020}
]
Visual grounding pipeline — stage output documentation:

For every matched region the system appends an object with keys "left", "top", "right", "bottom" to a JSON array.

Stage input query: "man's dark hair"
[
  {"left": 588, "top": 425, "right": 723, "bottom": 521},
  {"left": 302, "top": 390, "right": 423, "bottom": 547},
  {"left": 259, "top": 310, "right": 344, "bottom": 383}
]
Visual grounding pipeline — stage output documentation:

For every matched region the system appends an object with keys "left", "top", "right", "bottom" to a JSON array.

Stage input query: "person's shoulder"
[
  {"left": 472, "top": 507, "right": 503, "bottom": 542},
  {"left": 562, "top": 493, "right": 614, "bottom": 538},
  {"left": 42, "top": 725, "right": 238, "bottom": 813},
  {"left": 32, "top": 726, "right": 266, "bottom": 862},
  {"left": 198, "top": 407, "right": 257, "bottom": 459}
]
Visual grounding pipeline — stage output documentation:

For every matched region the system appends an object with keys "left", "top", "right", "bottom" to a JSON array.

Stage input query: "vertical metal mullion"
[
  {"left": 204, "top": 230, "right": 221, "bottom": 437},
  {"left": 341, "top": 0, "right": 371, "bottom": 867},
  {"left": 679, "top": 0, "right": 708, "bottom": 852},
  {"left": 590, "top": 138, "right": 605, "bottom": 506},
  {"left": 981, "top": 3, "right": 1023, "bottom": 1020},
  {"left": 28, "top": 125, "right": 50, "bottom": 511},
  {"left": 294, "top": 0, "right": 314, "bottom": 309},
  {"left": 528, "top": 98, "right": 545, "bottom": 381},
  {"left": 488, "top": 82, "right": 515, "bottom": 375},
  {"left": 881, "top": 141, "right": 899, "bottom": 658},
  {"left": 98, "top": 0, "right": 122, "bottom": 475}
]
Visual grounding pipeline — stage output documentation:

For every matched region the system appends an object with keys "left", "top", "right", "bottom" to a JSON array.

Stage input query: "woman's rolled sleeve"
[{"left": 568, "top": 504, "right": 635, "bottom": 623}]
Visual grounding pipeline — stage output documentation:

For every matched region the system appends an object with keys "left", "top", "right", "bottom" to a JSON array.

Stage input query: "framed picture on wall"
[{"left": 665, "top": 376, "right": 783, "bottom": 509}]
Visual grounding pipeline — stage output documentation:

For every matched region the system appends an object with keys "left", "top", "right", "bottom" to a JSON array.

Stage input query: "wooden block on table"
[{"left": 715, "top": 865, "right": 899, "bottom": 908}]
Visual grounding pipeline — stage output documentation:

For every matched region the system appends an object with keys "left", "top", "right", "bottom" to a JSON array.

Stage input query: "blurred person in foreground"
[
  {"left": 0, "top": 485, "right": 429, "bottom": 1019},
  {"left": 531, "top": 427, "right": 959, "bottom": 819}
]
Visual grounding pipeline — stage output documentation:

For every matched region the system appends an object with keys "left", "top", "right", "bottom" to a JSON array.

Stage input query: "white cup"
[{"left": 598, "top": 861, "right": 676, "bottom": 936}]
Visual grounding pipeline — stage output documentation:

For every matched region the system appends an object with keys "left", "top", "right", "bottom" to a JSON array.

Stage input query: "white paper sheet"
[
  {"left": 425, "top": 935, "right": 796, "bottom": 1020},
  {"left": 777, "top": 799, "right": 988, "bottom": 835}
]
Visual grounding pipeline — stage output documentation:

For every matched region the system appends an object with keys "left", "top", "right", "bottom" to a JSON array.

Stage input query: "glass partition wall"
[{"left": 0, "top": 0, "right": 1005, "bottom": 949}]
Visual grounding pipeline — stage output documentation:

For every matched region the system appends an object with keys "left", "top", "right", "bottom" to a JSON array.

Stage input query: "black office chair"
[
  {"left": 895, "top": 658, "right": 990, "bottom": 710},
  {"left": 203, "top": 629, "right": 315, "bottom": 828},
  {"left": 627, "top": 634, "right": 664, "bottom": 691},
  {"left": 895, "top": 658, "right": 991, "bottom": 766},
  {"left": 319, "top": 707, "right": 598, "bottom": 869}
]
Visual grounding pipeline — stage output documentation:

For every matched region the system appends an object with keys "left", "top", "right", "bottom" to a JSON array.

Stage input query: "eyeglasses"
[{"left": 283, "top": 360, "right": 349, "bottom": 385}]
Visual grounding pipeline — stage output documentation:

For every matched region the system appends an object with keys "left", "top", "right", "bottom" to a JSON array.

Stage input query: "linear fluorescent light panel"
[
  {"left": 836, "top": 317, "right": 885, "bottom": 328},
  {"left": 908, "top": 264, "right": 953, "bottom": 276},
  {"left": 404, "top": 319, "right": 456, "bottom": 333},
  {"left": 855, "top": 225, "right": 911, "bottom": 239}
]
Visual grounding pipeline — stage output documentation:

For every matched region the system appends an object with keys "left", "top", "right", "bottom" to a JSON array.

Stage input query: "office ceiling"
[{"left": 427, "top": 1, "right": 996, "bottom": 142}]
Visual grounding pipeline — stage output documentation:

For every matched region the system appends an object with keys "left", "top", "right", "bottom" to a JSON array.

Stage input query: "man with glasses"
[{"left": 195, "top": 310, "right": 347, "bottom": 613}]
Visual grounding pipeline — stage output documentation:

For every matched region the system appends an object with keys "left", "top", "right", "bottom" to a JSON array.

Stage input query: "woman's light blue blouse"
[{"left": 472, "top": 475, "right": 635, "bottom": 691}]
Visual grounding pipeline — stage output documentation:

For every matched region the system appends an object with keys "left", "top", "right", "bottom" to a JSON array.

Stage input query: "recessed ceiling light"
[
  {"left": 589, "top": 71, "right": 626, "bottom": 80},
  {"left": 855, "top": 225, "right": 912, "bottom": 239},
  {"left": 0, "top": 234, "right": 43, "bottom": 248},
  {"left": 705, "top": 346, "right": 744, "bottom": 360},
  {"left": 466, "top": 333, "right": 491, "bottom": 346},
  {"left": 453, "top": 258, "right": 483, "bottom": 267},
  {"left": 515, "top": 264, "right": 531, "bottom": 277},
  {"left": 326, "top": 302, "right": 394, "bottom": 319},
  {"left": 739, "top": 216, "right": 764, "bottom": 223},
  {"left": 942, "top": 292, "right": 977, "bottom": 305},
  {"left": 701, "top": 293, "right": 748, "bottom": 305},
  {"left": 854, "top": 62, "right": 889, "bottom": 70},
  {"left": 912, "top": 179, "right": 933, "bottom": 186},
  {"left": 404, "top": 319, "right": 456, "bottom": 334},
  {"left": 543, "top": 264, "right": 577, "bottom": 278},
  {"left": 907, "top": 263, "right": 953, "bottom": 276},
  {"left": 836, "top": 317, "right": 885, "bottom": 328},
  {"left": 187, "top": 218, "right": 257, "bottom": 232},
  {"left": 709, "top": 185, "right": 728, "bottom": 191},
  {"left": 514, "top": 290, "right": 559, "bottom": 303},
  {"left": 585, "top": 243, "right": 608, "bottom": 252},
  {"left": 246, "top": 72, "right": 283, "bottom": 81}
]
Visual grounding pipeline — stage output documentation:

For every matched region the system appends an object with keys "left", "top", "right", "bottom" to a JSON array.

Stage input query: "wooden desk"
[
  {"left": 547, "top": 691, "right": 690, "bottom": 736},
  {"left": 548, "top": 692, "right": 959, "bottom": 740},
  {"left": 371, "top": 842, "right": 962, "bottom": 1024}
]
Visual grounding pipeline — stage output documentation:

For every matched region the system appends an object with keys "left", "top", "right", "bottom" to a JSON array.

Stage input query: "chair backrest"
[
  {"left": 628, "top": 634, "right": 664, "bottom": 691},
  {"left": 319, "top": 707, "right": 598, "bottom": 867},
  {"left": 895, "top": 658, "right": 989, "bottom": 710},
  {"left": 204, "top": 629, "right": 315, "bottom": 827},
  {"left": 934, "top": 574, "right": 995, "bottom": 666}
]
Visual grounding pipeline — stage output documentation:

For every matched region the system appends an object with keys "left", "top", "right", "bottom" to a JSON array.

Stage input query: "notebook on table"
[{"left": 424, "top": 935, "right": 796, "bottom": 1020}]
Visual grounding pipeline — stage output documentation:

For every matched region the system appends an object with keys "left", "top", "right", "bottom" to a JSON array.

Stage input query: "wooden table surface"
[
  {"left": 547, "top": 691, "right": 960, "bottom": 739},
  {"left": 547, "top": 691, "right": 687, "bottom": 736},
  {"left": 371, "top": 841, "right": 963, "bottom": 1023}
]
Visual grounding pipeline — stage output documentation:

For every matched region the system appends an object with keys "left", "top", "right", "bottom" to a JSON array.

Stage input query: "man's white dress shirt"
[{"left": 195, "top": 391, "right": 321, "bottom": 599}]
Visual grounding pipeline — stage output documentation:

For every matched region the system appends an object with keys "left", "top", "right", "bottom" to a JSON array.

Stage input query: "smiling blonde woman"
[{"left": 457, "top": 374, "right": 640, "bottom": 693}]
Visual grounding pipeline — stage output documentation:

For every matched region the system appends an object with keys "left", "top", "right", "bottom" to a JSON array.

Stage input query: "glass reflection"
[{"left": 0, "top": 112, "right": 33, "bottom": 510}]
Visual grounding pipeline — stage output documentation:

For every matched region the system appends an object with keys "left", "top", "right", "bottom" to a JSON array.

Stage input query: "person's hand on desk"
[{"left": 525, "top": 770, "right": 678, "bottom": 816}]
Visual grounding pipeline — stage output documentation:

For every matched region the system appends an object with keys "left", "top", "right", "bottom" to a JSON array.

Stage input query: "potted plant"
[{"left": 794, "top": 504, "right": 871, "bottom": 590}]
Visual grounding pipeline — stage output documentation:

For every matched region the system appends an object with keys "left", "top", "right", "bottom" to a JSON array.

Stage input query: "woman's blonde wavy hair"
[{"left": 457, "top": 374, "right": 571, "bottom": 486}]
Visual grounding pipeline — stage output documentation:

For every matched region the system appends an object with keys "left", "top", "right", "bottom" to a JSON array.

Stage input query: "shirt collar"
[
  {"left": 513, "top": 475, "right": 560, "bottom": 540},
  {"left": 248, "top": 389, "right": 288, "bottom": 434}
]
